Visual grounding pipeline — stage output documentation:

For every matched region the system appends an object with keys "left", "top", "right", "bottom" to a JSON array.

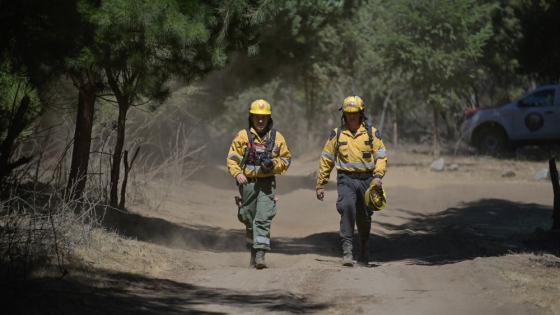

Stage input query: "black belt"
[
  {"left": 337, "top": 171, "right": 373, "bottom": 180},
  {"left": 246, "top": 176, "right": 275, "bottom": 183}
]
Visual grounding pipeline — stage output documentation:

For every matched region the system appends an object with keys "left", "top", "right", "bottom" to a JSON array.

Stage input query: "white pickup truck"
[{"left": 460, "top": 84, "right": 560, "bottom": 153}]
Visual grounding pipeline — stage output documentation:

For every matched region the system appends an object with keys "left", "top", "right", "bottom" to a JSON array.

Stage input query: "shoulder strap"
[
  {"left": 268, "top": 128, "right": 276, "bottom": 147},
  {"left": 264, "top": 128, "right": 276, "bottom": 154},
  {"left": 365, "top": 122, "right": 373, "bottom": 145},
  {"left": 241, "top": 128, "right": 253, "bottom": 170},
  {"left": 334, "top": 127, "right": 342, "bottom": 163},
  {"left": 246, "top": 127, "right": 254, "bottom": 145}
]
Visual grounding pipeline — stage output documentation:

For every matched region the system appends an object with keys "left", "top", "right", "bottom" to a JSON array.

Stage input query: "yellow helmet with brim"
[
  {"left": 365, "top": 184, "right": 386, "bottom": 210},
  {"left": 249, "top": 99, "right": 272, "bottom": 115},
  {"left": 341, "top": 95, "right": 364, "bottom": 113}
]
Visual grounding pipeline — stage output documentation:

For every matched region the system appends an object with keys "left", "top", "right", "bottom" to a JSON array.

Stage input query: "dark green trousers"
[{"left": 237, "top": 177, "right": 277, "bottom": 251}]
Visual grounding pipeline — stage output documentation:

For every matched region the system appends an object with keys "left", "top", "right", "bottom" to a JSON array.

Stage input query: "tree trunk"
[
  {"left": 393, "top": 121, "right": 398, "bottom": 147},
  {"left": 104, "top": 65, "right": 130, "bottom": 209},
  {"left": 66, "top": 71, "right": 97, "bottom": 202},
  {"left": 119, "top": 147, "right": 139, "bottom": 210},
  {"left": 550, "top": 158, "right": 560, "bottom": 230},
  {"left": 433, "top": 106, "right": 441, "bottom": 159},
  {"left": 110, "top": 104, "right": 128, "bottom": 208},
  {"left": 303, "top": 71, "right": 316, "bottom": 147},
  {"left": 392, "top": 99, "right": 398, "bottom": 147},
  {"left": 378, "top": 88, "right": 393, "bottom": 132},
  {"left": 119, "top": 150, "right": 129, "bottom": 210},
  {"left": 308, "top": 79, "right": 316, "bottom": 147}
]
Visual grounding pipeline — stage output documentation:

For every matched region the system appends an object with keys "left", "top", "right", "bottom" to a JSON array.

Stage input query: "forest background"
[{"left": 1, "top": 0, "right": 559, "bottom": 289}]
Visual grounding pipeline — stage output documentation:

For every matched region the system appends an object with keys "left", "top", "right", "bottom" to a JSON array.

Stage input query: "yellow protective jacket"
[
  {"left": 316, "top": 122, "right": 387, "bottom": 189},
  {"left": 227, "top": 127, "right": 291, "bottom": 179}
]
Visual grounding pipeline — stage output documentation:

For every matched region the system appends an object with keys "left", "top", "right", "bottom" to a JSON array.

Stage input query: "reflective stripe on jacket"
[
  {"left": 316, "top": 123, "right": 387, "bottom": 189},
  {"left": 227, "top": 128, "right": 291, "bottom": 178}
]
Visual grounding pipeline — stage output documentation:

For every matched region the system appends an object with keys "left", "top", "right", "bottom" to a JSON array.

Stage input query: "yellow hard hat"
[
  {"left": 365, "top": 184, "right": 386, "bottom": 210},
  {"left": 342, "top": 95, "right": 364, "bottom": 113},
  {"left": 249, "top": 99, "right": 272, "bottom": 115}
]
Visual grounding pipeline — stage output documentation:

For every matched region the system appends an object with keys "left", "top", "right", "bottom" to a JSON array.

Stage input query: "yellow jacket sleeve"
[
  {"left": 316, "top": 129, "right": 338, "bottom": 189},
  {"left": 226, "top": 129, "right": 249, "bottom": 178},
  {"left": 371, "top": 127, "right": 387, "bottom": 178},
  {"left": 270, "top": 131, "right": 291, "bottom": 175}
]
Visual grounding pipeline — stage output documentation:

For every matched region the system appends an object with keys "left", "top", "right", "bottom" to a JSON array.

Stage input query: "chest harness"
[{"left": 241, "top": 127, "right": 276, "bottom": 174}]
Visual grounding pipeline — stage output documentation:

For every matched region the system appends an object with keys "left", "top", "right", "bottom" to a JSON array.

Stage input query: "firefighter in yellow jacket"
[
  {"left": 316, "top": 95, "right": 387, "bottom": 267},
  {"left": 227, "top": 99, "right": 291, "bottom": 269}
]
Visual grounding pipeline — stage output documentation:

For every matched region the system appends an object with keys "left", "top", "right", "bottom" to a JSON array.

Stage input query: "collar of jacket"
[
  {"left": 249, "top": 127, "right": 270, "bottom": 142},
  {"left": 342, "top": 123, "right": 367, "bottom": 136}
]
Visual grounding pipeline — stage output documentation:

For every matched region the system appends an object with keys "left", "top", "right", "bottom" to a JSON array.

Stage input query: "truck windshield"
[{"left": 520, "top": 89, "right": 555, "bottom": 108}]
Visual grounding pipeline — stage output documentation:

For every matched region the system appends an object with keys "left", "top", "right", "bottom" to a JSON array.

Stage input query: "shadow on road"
[
  {"left": 3, "top": 270, "right": 331, "bottom": 315},
  {"left": 100, "top": 198, "right": 559, "bottom": 266},
  {"left": 372, "top": 198, "right": 559, "bottom": 265},
  {"left": 99, "top": 207, "right": 249, "bottom": 252}
]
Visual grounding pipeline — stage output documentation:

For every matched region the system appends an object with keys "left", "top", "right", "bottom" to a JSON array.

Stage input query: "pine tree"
[{"left": 71, "top": 0, "right": 277, "bottom": 208}]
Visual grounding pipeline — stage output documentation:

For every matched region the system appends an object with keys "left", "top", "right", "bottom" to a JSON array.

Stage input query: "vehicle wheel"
[{"left": 475, "top": 128, "right": 508, "bottom": 155}]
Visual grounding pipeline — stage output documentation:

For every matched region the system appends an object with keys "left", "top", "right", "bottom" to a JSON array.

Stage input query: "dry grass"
[
  {"left": 0, "top": 176, "right": 184, "bottom": 282},
  {"left": 0, "top": 102, "right": 205, "bottom": 282},
  {"left": 496, "top": 253, "right": 560, "bottom": 315},
  {"left": 0, "top": 191, "right": 99, "bottom": 278},
  {"left": 72, "top": 228, "right": 191, "bottom": 278}
]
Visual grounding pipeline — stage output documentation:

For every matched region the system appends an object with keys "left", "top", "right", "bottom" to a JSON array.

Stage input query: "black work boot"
[
  {"left": 249, "top": 248, "right": 257, "bottom": 268},
  {"left": 342, "top": 241, "right": 353, "bottom": 267},
  {"left": 357, "top": 240, "right": 369, "bottom": 266},
  {"left": 255, "top": 250, "right": 267, "bottom": 269}
]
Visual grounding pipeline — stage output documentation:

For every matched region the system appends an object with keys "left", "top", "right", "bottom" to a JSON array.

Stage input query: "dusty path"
[{"left": 113, "top": 149, "right": 555, "bottom": 314}]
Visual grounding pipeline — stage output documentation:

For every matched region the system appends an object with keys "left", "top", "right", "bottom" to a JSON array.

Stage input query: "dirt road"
[{"left": 106, "top": 148, "right": 557, "bottom": 315}]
